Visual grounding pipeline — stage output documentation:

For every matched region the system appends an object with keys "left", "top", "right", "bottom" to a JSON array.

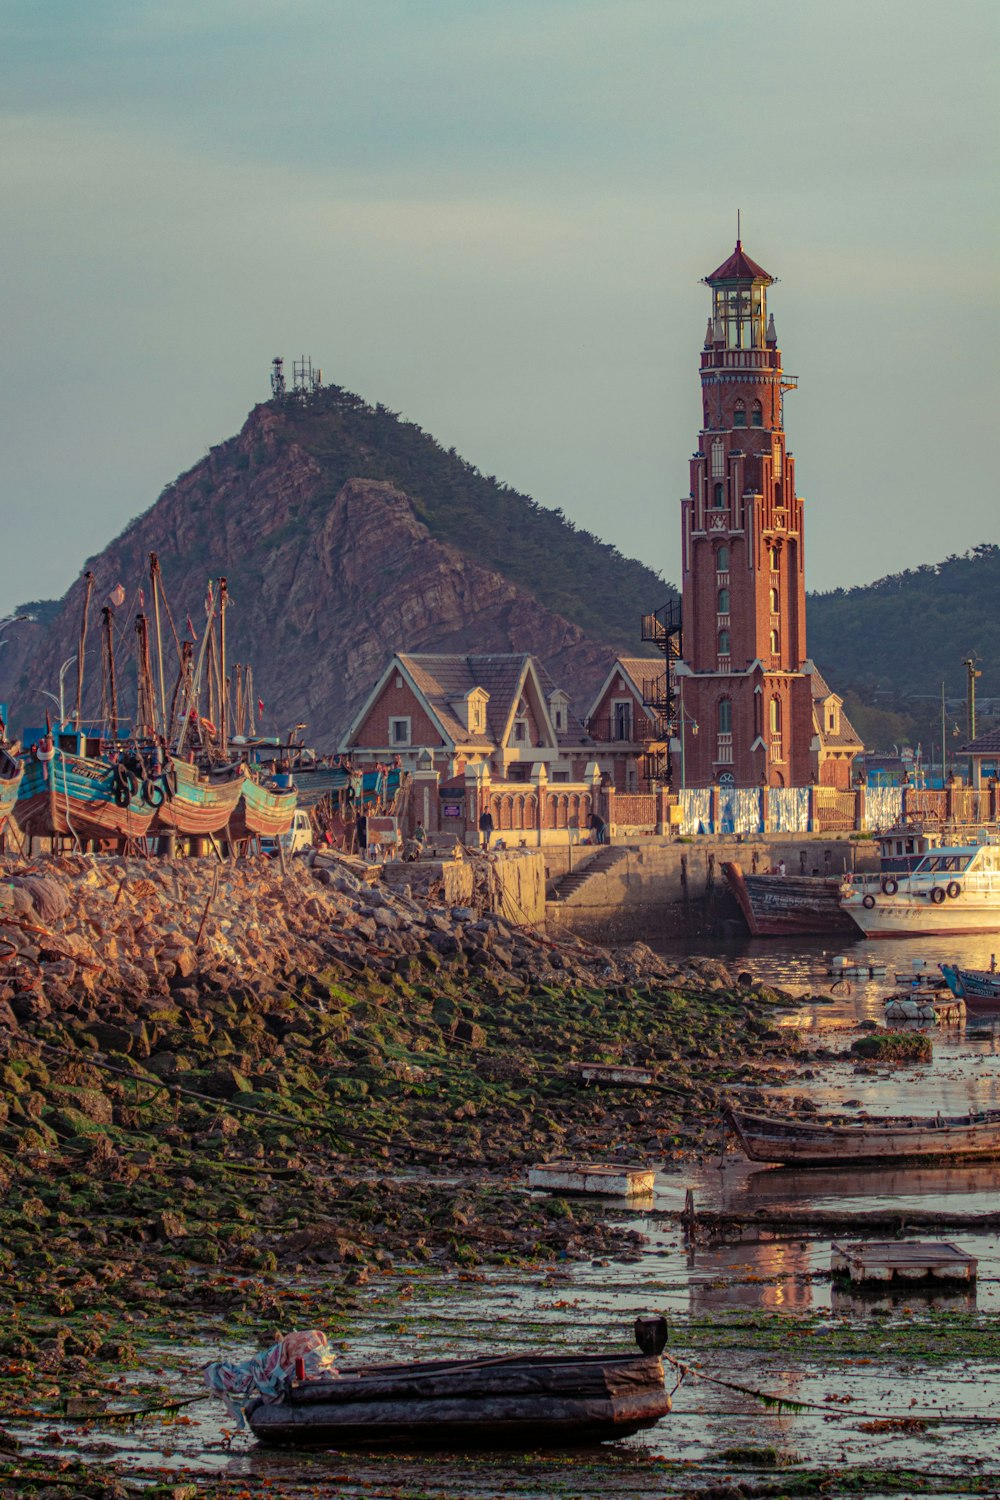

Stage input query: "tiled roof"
[
  {"left": 613, "top": 657, "right": 667, "bottom": 698},
  {"left": 959, "top": 727, "right": 1000, "bottom": 755},
  {"left": 704, "top": 240, "right": 774, "bottom": 284},
  {"left": 810, "top": 667, "right": 863, "bottom": 749},
  {"left": 397, "top": 653, "right": 587, "bottom": 748}
]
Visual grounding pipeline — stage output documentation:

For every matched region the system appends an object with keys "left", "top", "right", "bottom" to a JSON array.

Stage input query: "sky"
[{"left": 1, "top": 0, "right": 997, "bottom": 620}]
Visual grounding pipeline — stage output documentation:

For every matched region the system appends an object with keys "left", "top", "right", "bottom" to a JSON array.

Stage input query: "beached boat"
[
  {"left": 725, "top": 1100, "right": 1000, "bottom": 1167},
  {"left": 725, "top": 828, "right": 945, "bottom": 938},
  {"left": 229, "top": 773, "right": 297, "bottom": 842},
  {"left": 0, "top": 747, "right": 23, "bottom": 835},
  {"left": 840, "top": 834, "right": 1000, "bottom": 937},
  {"left": 246, "top": 1345, "right": 672, "bottom": 1448},
  {"left": 939, "top": 962, "right": 1000, "bottom": 1008},
  {"left": 16, "top": 746, "right": 155, "bottom": 845},
  {"left": 151, "top": 758, "right": 245, "bottom": 838}
]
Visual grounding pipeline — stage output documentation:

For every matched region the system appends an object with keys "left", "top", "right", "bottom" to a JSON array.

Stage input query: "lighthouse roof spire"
[{"left": 703, "top": 239, "right": 774, "bottom": 285}]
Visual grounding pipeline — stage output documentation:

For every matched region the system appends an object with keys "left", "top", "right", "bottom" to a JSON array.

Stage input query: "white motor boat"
[{"left": 840, "top": 834, "right": 1000, "bottom": 937}]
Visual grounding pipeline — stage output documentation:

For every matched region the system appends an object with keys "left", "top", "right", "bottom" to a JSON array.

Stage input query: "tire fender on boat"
[
  {"left": 946, "top": 880, "right": 961, "bottom": 900},
  {"left": 881, "top": 877, "right": 898, "bottom": 895},
  {"left": 930, "top": 886, "right": 946, "bottom": 905},
  {"left": 142, "top": 778, "right": 166, "bottom": 808},
  {"left": 862, "top": 894, "right": 876, "bottom": 909}
]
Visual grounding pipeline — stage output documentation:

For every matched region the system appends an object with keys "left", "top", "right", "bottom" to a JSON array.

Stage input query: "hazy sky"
[{"left": 1, "top": 0, "right": 997, "bottom": 619}]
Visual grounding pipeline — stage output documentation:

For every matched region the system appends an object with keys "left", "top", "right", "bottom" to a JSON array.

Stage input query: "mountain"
[
  {"left": 807, "top": 546, "right": 999, "bottom": 700},
  {"left": 4, "top": 389, "right": 667, "bottom": 744}
]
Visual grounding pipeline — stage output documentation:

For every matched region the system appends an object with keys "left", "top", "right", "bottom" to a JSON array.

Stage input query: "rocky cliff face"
[{"left": 6, "top": 404, "right": 617, "bottom": 744}]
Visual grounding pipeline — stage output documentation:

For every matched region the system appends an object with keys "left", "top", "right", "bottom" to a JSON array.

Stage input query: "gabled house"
[
  {"left": 340, "top": 652, "right": 587, "bottom": 781},
  {"left": 582, "top": 657, "right": 670, "bottom": 791},
  {"left": 807, "top": 666, "right": 863, "bottom": 788}
]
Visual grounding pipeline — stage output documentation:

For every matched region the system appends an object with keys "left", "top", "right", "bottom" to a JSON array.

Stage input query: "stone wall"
[{"left": 548, "top": 833, "right": 878, "bottom": 942}]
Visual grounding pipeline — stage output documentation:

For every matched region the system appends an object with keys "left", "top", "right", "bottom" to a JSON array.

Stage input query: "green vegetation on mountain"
[
  {"left": 273, "top": 385, "right": 669, "bottom": 652},
  {"left": 808, "top": 545, "right": 999, "bottom": 699}
]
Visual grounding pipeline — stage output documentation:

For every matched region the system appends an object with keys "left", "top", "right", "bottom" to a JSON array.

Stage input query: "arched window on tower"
[
  {"left": 769, "top": 587, "right": 779, "bottom": 614},
  {"left": 711, "top": 440, "right": 725, "bottom": 477},
  {"left": 718, "top": 699, "right": 732, "bottom": 734},
  {"left": 713, "top": 483, "right": 725, "bottom": 508},
  {"left": 715, "top": 544, "right": 729, "bottom": 572},
  {"left": 733, "top": 400, "right": 746, "bottom": 428},
  {"left": 769, "top": 545, "right": 780, "bottom": 571},
  {"left": 770, "top": 697, "right": 781, "bottom": 735},
  {"left": 718, "top": 629, "right": 731, "bottom": 657},
  {"left": 769, "top": 628, "right": 779, "bottom": 656},
  {"left": 751, "top": 399, "right": 763, "bottom": 428},
  {"left": 717, "top": 587, "right": 730, "bottom": 615}
]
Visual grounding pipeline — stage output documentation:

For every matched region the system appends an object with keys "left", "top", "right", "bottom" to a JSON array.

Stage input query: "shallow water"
[{"left": 18, "top": 932, "right": 1000, "bottom": 1495}]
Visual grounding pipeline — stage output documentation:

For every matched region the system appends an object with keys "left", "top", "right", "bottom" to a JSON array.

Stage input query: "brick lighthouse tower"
[{"left": 675, "top": 238, "right": 822, "bottom": 788}]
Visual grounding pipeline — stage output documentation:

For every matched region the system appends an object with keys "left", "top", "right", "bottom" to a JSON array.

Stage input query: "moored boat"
[
  {"left": 16, "top": 745, "right": 155, "bottom": 845},
  {"left": 229, "top": 772, "right": 297, "bottom": 842},
  {"left": 151, "top": 758, "right": 246, "bottom": 838},
  {"left": 840, "top": 835, "right": 1000, "bottom": 937},
  {"left": 725, "top": 827, "right": 946, "bottom": 939},
  {"left": 724, "top": 863, "right": 854, "bottom": 937},
  {"left": 940, "top": 962, "right": 1000, "bottom": 1008},
  {"left": 725, "top": 1100, "right": 1000, "bottom": 1167},
  {"left": 246, "top": 1345, "right": 672, "bottom": 1448},
  {"left": 0, "top": 747, "right": 23, "bottom": 836}
]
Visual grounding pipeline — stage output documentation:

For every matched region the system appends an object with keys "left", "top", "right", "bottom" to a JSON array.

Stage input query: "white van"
[{"left": 262, "top": 810, "right": 313, "bottom": 859}]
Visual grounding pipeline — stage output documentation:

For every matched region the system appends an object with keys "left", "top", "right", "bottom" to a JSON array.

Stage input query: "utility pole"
[{"left": 962, "top": 656, "right": 982, "bottom": 787}]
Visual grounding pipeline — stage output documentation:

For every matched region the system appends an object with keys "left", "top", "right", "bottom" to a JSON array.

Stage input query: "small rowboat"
[
  {"left": 940, "top": 963, "right": 1000, "bottom": 1009},
  {"left": 725, "top": 1100, "right": 1000, "bottom": 1168},
  {"left": 247, "top": 1334, "right": 671, "bottom": 1449},
  {"left": 229, "top": 775, "right": 297, "bottom": 842},
  {"left": 0, "top": 747, "right": 23, "bottom": 835}
]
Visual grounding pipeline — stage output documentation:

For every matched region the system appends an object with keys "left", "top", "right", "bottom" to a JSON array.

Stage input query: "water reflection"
[{"left": 830, "top": 1283, "right": 977, "bottom": 1316}]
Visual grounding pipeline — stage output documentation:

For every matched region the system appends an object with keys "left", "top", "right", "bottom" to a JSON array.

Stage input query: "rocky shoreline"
[{"left": 0, "top": 851, "right": 800, "bottom": 1497}]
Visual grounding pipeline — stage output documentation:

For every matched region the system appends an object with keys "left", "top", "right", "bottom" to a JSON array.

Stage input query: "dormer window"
[
  {"left": 513, "top": 719, "right": 527, "bottom": 744},
  {"left": 554, "top": 708, "right": 564, "bottom": 731}
]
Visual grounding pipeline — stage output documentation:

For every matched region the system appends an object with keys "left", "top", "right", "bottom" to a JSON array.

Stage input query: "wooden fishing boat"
[
  {"left": 0, "top": 747, "right": 23, "bottom": 835},
  {"left": 725, "top": 1100, "right": 1000, "bottom": 1167},
  {"left": 246, "top": 1344, "right": 672, "bottom": 1449},
  {"left": 151, "top": 759, "right": 245, "bottom": 837},
  {"left": 16, "top": 747, "right": 155, "bottom": 845},
  {"left": 229, "top": 774, "right": 297, "bottom": 841},
  {"left": 724, "top": 863, "right": 855, "bottom": 937},
  {"left": 940, "top": 962, "right": 1000, "bottom": 1009}
]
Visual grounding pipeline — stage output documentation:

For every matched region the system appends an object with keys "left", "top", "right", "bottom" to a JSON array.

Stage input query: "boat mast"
[
  {"left": 219, "top": 576, "right": 229, "bottom": 757},
  {"left": 150, "top": 553, "right": 168, "bottom": 736},
  {"left": 175, "top": 581, "right": 215, "bottom": 757},
  {"left": 135, "top": 613, "right": 157, "bottom": 739},
  {"left": 74, "top": 571, "right": 94, "bottom": 730},
  {"left": 101, "top": 605, "right": 119, "bottom": 743}
]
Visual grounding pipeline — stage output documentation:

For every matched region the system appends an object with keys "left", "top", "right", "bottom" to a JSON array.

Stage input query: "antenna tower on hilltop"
[
  {"left": 270, "top": 357, "right": 286, "bottom": 398},
  {"left": 292, "top": 356, "right": 323, "bottom": 396}
]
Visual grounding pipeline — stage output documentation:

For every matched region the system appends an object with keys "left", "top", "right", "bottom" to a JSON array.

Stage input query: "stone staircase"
[{"left": 547, "top": 845, "right": 629, "bottom": 907}]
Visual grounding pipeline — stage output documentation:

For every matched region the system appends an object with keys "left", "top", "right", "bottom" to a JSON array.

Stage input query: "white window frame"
[{"left": 389, "top": 716, "right": 411, "bottom": 747}]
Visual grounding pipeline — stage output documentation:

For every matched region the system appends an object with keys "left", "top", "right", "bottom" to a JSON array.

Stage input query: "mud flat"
[{"left": 0, "top": 852, "right": 814, "bottom": 1496}]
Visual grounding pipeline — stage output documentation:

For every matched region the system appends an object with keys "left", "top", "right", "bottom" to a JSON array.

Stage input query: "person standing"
[{"left": 479, "top": 807, "right": 494, "bottom": 852}]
